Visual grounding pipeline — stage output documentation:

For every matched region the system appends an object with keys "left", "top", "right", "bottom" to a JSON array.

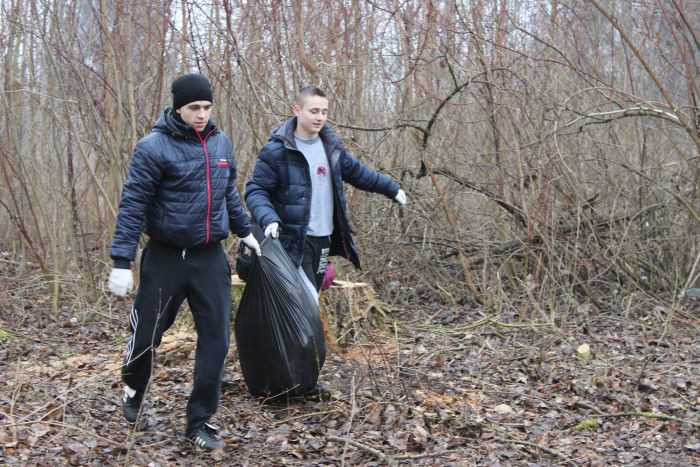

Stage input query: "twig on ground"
[
  {"left": 592, "top": 411, "right": 699, "bottom": 427},
  {"left": 328, "top": 434, "right": 460, "bottom": 465},
  {"left": 394, "top": 449, "right": 461, "bottom": 461},
  {"left": 634, "top": 422, "right": 665, "bottom": 447},
  {"left": 453, "top": 317, "right": 490, "bottom": 331},
  {"left": 493, "top": 436, "right": 576, "bottom": 465},
  {"left": 488, "top": 318, "right": 552, "bottom": 328},
  {"left": 567, "top": 410, "right": 700, "bottom": 433},
  {"left": 573, "top": 400, "right": 605, "bottom": 415},
  {"left": 340, "top": 374, "right": 357, "bottom": 466},
  {"left": 328, "top": 435, "right": 392, "bottom": 465},
  {"left": 452, "top": 316, "right": 552, "bottom": 332},
  {"left": 270, "top": 407, "right": 347, "bottom": 426},
  {"left": 12, "top": 361, "right": 119, "bottom": 424},
  {"left": 0, "top": 419, "right": 124, "bottom": 446}
]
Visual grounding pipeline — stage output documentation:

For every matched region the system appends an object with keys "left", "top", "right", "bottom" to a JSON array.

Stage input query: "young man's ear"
[{"left": 292, "top": 103, "right": 301, "bottom": 116}]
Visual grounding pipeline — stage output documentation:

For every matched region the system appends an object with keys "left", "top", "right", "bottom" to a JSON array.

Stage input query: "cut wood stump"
[
  {"left": 232, "top": 275, "right": 392, "bottom": 349},
  {"left": 232, "top": 274, "right": 246, "bottom": 288},
  {"left": 319, "top": 279, "right": 393, "bottom": 348}
]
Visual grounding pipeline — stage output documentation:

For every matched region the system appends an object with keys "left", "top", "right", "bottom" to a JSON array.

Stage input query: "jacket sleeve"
[
  {"left": 225, "top": 140, "right": 252, "bottom": 238},
  {"left": 340, "top": 148, "right": 400, "bottom": 198},
  {"left": 244, "top": 146, "right": 282, "bottom": 230},
  {"left": 109, "top": 140, "right": 163, "bottom": 261}
]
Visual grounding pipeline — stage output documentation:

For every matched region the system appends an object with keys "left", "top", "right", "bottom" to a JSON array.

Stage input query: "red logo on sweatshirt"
[{"left": 217, "top": 159, "right": 229, "bottom": 167}]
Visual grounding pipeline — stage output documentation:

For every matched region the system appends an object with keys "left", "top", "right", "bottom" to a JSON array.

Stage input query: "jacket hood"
[
  {"left": 153, "top": 107, "right": 217, "bottom": 139},
  {"left": 271, "top": 117, "right": 341, "bottom": 151}
]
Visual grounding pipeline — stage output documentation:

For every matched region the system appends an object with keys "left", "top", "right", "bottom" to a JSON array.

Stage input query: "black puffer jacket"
[
  {"left": 110, "top": 108, "right": 251, "bottom": 262},
  {"left": 245, "top": 118, "right": 400, "bottom": 268}
]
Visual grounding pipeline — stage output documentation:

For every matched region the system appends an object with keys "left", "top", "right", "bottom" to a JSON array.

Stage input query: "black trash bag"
[
  {"left": 235, "top": 223, "right": 264, "bottom": 282},
  {"left": 234, "top": 236, "right": 326, "bottom": 398}
]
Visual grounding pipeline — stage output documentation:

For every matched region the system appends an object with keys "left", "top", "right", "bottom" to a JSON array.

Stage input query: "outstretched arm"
[{"left": 340, "top": 149, "right": 402, "bottom": 200}]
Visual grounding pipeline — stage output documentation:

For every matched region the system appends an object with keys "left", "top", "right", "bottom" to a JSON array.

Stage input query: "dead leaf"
[
  {"left": 410, "top": 422, "right": 429, "bottom": 443},
  {"left": 386, "top": 430, "right": 409, "bottom": 450},
  {"left": 492, "top": 404, "right": 514, "bottom": 414},
  {"left": 365, "top": 403, "right": 382, "bottom": 425},
  {"left": 28, "top": 424, "right": 51, "bottom": 445},
  {"left": 415, "top": 389, "right": 459, "bottom": 408},
  {"left": 383, "top": 404, "right": 397, "bottom": 426}
]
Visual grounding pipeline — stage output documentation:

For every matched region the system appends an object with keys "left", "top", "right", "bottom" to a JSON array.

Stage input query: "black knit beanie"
[{"left": 171, "top": 73, "right": 213, "bottom": 110}]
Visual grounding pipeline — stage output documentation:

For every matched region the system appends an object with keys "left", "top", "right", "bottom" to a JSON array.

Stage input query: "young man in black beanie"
[{"left": 107, "top": 73, "right": 260, "bottom": 451}]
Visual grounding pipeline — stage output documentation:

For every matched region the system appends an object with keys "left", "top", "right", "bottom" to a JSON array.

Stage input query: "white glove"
[
  {"left": 394, "top": 189, "right": 407, "bottom": 205},
  {"left": 241, "top": 233, "right": 261, "bottom": 257},
  {"left": 108, "top": 268, "right": 134, "bottom": 297},
  {"left": 264, "top": 222, "right": 279, "bottom": 239}
]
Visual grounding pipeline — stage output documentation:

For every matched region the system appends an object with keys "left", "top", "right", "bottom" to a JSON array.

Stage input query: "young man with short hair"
[
  {"left": 245, "top": 86, "right": 406, "bottom": 398},
  {"left": 247, "top": 86, "right": 406, "bottom": 292},
  {"left": 107, "top": 73, "right": 260, "bottom": 450}
]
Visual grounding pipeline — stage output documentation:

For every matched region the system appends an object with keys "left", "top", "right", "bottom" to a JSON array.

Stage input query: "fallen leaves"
[
  {"left": 492, "top": 403, "right": 515, "bottom": 414},
  {"left": 1, "top": 299, "right": 699, "bottom": 465}
]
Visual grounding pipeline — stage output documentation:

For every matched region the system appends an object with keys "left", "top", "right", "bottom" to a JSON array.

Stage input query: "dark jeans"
[
  {"left": 121, "top": 239, "right": 231, "bottom": 435},
  {"left": 300, "top": 235, "right": 331, "bottom": 292}
]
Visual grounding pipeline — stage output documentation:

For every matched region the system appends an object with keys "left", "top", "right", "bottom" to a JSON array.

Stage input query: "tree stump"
[
  {"left": 231, "top": 275, "right": 392, "bottom": 349},
  {"left": 318, "top": 279, "right": 392, "bottom": 348}
]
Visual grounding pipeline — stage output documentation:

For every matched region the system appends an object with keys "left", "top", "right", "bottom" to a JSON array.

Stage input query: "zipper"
[{"left": 195, "top": 128, "right": 216, "bottom": 245}]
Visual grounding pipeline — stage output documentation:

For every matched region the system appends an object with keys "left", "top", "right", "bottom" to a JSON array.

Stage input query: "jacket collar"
[
  {"left": 274, "top": 117, "right": 341, "bottom": 152},
  {"left": 153, "top": 107, "right": 217, "bottom": 140}
]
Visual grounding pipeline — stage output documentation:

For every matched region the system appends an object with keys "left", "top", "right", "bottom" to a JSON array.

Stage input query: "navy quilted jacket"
[
  {"left": 110, "top": 108, "right": 251, "bottom": 262},
  {"left": 244, "top": 118, "right": 400, "bottom": 269}
]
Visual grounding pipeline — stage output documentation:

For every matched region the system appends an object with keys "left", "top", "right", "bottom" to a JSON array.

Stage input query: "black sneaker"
[
  {"left": 188, "top": 423, "right": 224, "bottom": 451},
  {"left": 121, "top": 386, "right": 143, "bottom": 424},
  {"left": 302, "top": 383, "right": 332, "bottom": 402}
]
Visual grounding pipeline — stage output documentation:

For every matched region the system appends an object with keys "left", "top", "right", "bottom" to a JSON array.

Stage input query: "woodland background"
[{"left": 1, "top": 0, "right": 699, "bottom": 465}]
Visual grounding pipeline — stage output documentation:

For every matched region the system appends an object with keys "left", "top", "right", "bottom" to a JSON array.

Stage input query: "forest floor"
[{"left": 1, "top": 271, "right": 699, "bottom": 466}]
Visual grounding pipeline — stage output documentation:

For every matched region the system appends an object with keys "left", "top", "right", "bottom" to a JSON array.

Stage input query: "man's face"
[
  {"left": 176, "top": 100, "right": 212, "bottom": 132},
  {"left": 293, "top": 95, "right": 328, "bottom": 140}
]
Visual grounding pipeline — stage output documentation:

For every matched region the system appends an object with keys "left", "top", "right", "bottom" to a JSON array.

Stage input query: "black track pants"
[
  {"left": 121, "top": 239, "right": 231, "bottom": 435},
  {"left": 300, "top": 235, "right": 331, "bottom": 292}
]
